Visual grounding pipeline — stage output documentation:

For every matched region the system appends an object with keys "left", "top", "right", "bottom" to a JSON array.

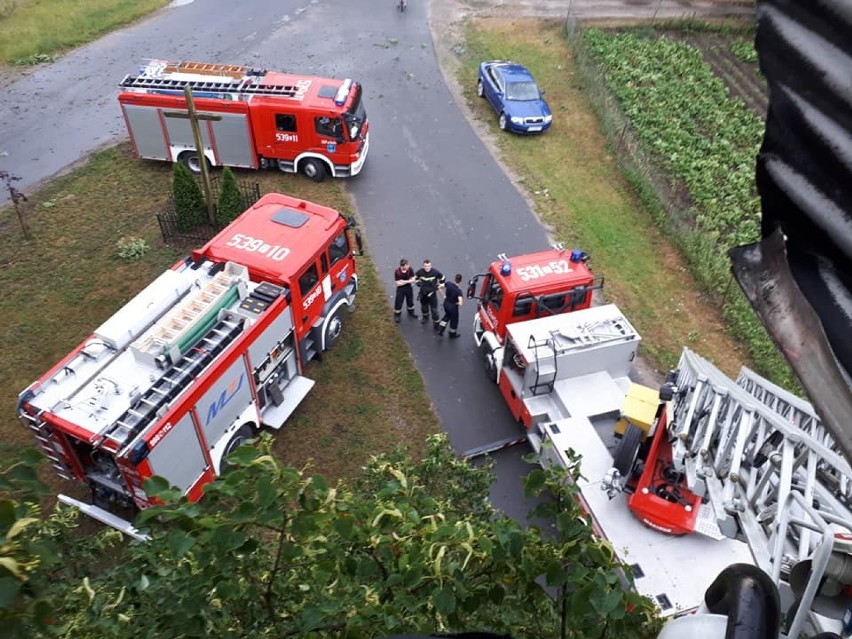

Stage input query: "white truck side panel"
[
  {"left": 146, "top": 411, "right": 207, "bottom": 493},
  {"left": 210, "top": 112, "right": 255, "bottom": 168},
  {"left": 123, "top": 104, "right": 169, "bottom": 160},
  {"left": 195, "top": 356, "right": 253, "bottom": 449}
]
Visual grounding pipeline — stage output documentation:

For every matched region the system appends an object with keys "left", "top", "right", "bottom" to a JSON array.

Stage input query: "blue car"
[{"left": 477, "top": 60, "right": 552, "bottom": 134}]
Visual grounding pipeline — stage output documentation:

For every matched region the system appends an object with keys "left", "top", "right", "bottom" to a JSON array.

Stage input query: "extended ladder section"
[
  {"left": 669, "top": 348, "right": 852, "bottom": 637},
  {"left": 96, "top": 316, "right": 245, "bottom": 450}
]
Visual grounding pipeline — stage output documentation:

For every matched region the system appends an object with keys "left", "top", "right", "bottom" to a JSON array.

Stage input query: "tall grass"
[{"left": 0, "top": 0, "right": 170, "bottom": 64}]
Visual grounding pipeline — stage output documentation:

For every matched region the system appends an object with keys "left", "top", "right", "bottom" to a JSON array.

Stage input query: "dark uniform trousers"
[
  {"left": 419, "top": 290, "right": 440, "bottom": 325},
  {"left": 415, "top": 268, "right": 445, "bottom": 327},
  {"left": 437, "top": 280, "right": 463, "bottom": 337},
  {"left": 393, "top": 267, "right": 417, "bottom": 321}
]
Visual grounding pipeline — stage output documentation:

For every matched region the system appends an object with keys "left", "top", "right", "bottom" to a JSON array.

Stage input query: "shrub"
[
  {"left": 171, "top": 162, "right": 206, "bottom": 231},
  {"left": 115, "top": 236, "right": 150, "bottom": 261},
  {"left": 216, "top": 166, "right": 243, "bottom": 226}
]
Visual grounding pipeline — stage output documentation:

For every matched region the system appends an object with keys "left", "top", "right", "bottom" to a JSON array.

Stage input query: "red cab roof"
[
  {"left": 194, "top": 193, "right": 344, "bottom": 285},
  {"left": 490, "top": 248, "right": 594, "bottom": 294}
]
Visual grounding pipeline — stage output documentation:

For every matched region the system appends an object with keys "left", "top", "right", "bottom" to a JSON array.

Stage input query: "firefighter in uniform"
[
  {"left": 415, "top": 259, "right": 446, "bottom": 328},
  {"left": 436, "top": 273, "right": 464, "bottom": 338},
  {"left": 393, "top": 258, "right": 418, "bottom": 323}
]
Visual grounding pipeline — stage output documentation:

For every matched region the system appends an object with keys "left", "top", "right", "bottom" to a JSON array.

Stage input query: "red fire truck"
[
  {"left": 118, "top": 60, "right": 369, "bottom": 182},
  {"left": 17, "top": 193, "right": 360, "bottom": 539},
  {"left": 466, "top": 245, "right": 602, "bottom": 384}
]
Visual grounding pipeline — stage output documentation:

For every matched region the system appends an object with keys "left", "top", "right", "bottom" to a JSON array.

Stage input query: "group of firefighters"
[{"left": 393, "top": 259, "right": 464, "bottom": 338}]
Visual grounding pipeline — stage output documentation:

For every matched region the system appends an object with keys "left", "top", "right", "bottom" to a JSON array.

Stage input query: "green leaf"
[
  {"left": 143, "top": 475, "right": 171, "bottom": 495},
  {"left": 167, "top": 531, "right": 196, "bottom": 557},
  {"left": 432, "top": 585, "right": 456, "bottom": 616},
  {"left": 333, "top": 515, "right": 355, "bottom": 540},
  {"left": 523, "top": 468, "right": 547, "bottom": 497},
  {"left": 0, "top": 577, "right": 21, "bottom": 607}
]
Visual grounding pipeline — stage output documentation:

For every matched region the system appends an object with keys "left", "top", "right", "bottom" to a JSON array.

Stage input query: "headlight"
[
  {"left": 511, "top": 116, "right": 523, "bottom": 124},
  {"left": 543, "top": 115, "right": 553, "bottom": 123}
]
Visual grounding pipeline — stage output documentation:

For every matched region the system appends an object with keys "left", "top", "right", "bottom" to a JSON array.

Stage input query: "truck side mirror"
[
  {"left": 467, "top": 275, "right": 480, "bottom": 299},
  {"left": 354, "top": 230, "right": 364, "bottom": 256}
]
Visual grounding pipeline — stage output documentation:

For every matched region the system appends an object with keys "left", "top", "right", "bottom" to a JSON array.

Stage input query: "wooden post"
[{"left": 183, "top": 86, "right": 217, "bottom": 225}]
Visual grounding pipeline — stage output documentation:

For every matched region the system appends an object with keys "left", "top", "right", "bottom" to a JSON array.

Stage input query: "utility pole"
[{"left": 184, "top": 86, "right": 217, "bottom": 225}]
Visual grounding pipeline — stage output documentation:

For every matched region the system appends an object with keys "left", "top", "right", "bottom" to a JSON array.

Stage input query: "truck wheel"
[
  {"left": 323, "top": 307, "right": 344, "bottom": 350},
  {"left": 481, "top": 341, "right": 497, "bottom": 383},
  {"left": 477, "top": 79, "right": 484, "bottom": 98},
  {"left": 498, "top": 112, "right": 508, "bottom": 131},
  {"left": 300, "top": 158, "right": 327, "bottom": 182},
  {"left": 179, "top": 151, "right": 208, "bottom": 175},
  {"left": 614, "top": 423, "right": 643, "bottom": 477},
  {"left": 221, "top": 425, "right": 254, "bottom": 470}
]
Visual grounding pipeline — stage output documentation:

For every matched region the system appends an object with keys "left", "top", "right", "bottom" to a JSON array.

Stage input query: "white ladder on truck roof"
[
  {"left": 669, "top": 348, "right": 852, "bottom": 637},
  {"left": 136, "top": 270, "right": 232, "bottom": 351},
  {"left": 96, "top": 317, "right": 244, "bottom": 450},
  {"left": 162, "top": 61, "right": 250, "bottom": 78},
  {"left": 119, "top": 74, "right": 301, "bottom": 98}
]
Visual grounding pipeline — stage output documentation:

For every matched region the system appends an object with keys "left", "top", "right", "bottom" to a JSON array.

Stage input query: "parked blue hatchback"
[{"left": 477, "top": 60, "right": 552, "bottom": 134}]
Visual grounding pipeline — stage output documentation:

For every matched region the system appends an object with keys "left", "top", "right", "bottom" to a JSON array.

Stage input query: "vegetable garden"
[{"left": 573, "top": 25, "right": 794, "bottom": 387}]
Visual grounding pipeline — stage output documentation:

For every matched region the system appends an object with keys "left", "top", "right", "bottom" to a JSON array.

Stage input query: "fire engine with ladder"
[
  {"left": 118, "top": 60, "right": 369, "bottom": 182},
  {"left": 466, "top": 249, "right": 852, "bottom": 638},
  {"left": 17, "top": 193, "right": 360, "bottom": 540}
]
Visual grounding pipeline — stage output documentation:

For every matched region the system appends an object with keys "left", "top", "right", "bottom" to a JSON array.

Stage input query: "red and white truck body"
[
  {"left": 17, "top": 193, "right": 359, "bottom": 538},
  {"left": 466, "top": 246, "right": 602, "bottom": 382},
  {"left": 118, "top": 60, "right": 369, "bottom": 181}
]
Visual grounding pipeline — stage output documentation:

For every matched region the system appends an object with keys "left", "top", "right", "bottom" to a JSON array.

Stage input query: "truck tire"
[
  {"left": 300, "top": 158, "right": 327, "bottom": 182},
  {"left": 481, "top": 341, "right": 498, "bottom": 383},
  {"left": 323, "top": 307, "right": 344, "bottom": 350},
  {"left": 179, "top": 150, "right": 208, "bottom": 175},
  {"left": 614, "top": 423, "right": 643, "bottom": 478},
  {"left": 221, "top": 424, "right": 254, "bottom": 470}
]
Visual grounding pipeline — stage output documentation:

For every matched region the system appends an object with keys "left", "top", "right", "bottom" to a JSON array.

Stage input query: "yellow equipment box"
[{"left": 615, "top": 383, "right": 660, "bottom": 438}]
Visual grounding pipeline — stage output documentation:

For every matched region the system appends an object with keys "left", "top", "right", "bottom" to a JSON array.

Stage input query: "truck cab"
[{"left": 467, "top": 246, "right": 602, "bottom": 381}]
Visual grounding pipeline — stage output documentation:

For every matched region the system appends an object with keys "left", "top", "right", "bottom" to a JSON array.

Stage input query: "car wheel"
[
  {"left": 498, "top": 112, "right": 508, "bottom": 131},
  {"left": 300, "top": 158, "right": 327, "bottom": 182},
  {"left": 323, "top": 307, "right": 345, "bottom": 350},
  {"left": 477, "top": 79, "right": 484, "bottom": 98},
  {"left": 179, "top": 150, "right": 208, "bottom": 175}
]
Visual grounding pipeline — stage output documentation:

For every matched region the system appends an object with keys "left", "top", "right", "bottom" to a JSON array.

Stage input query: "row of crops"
[{"left": 578, "top": 27, "right": 794, "bottom": 387}]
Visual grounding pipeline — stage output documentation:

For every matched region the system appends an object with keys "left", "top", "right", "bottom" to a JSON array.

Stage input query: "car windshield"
[{"left": 506, "top": 81, "right": 540, "bottom": 101}]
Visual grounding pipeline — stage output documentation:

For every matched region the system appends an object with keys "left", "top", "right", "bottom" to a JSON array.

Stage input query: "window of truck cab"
[
  {"left": 328, "top": 231, "right": 350, "bottom": 267},
  {"left": 482, "top": 275, "right": 503, "bottom": 312},
  {"left": 276, "top": 113, "right": 297, "bottom": 132},
  {"left": 315, "top": 116, "right": 343, "bottom": 141},
  {"left": 299, "top": 263, "right": 320, "bottom": 295}
]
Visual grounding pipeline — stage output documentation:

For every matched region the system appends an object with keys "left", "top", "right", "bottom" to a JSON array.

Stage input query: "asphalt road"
[{"left": 0, "top": 0, "right": 753, "bottom": 522}]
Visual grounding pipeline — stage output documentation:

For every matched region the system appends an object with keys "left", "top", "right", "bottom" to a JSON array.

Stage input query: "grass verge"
[
  {"left": 0, "top": 144, "right": 439, "bottom": 485},
  {"left": 0, "top": 0, "right": 170, "bottom": 65},
  {"left": 460, "top": 18, "right": 748, "bottom": 378}
]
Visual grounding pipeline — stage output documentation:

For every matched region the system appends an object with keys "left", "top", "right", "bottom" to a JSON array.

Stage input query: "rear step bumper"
[{"left": 58, "top": 494, "right": 151, "bottom": 541}]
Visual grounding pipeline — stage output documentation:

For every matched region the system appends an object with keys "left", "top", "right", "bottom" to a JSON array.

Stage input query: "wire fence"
[{"left": 156, "top": 175, "right": 261, "bottom": 246}]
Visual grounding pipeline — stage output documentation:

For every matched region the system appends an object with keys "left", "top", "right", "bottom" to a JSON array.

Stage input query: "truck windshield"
[{"left": 345, "top": 83, "right": 367, "bottom": 140}]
